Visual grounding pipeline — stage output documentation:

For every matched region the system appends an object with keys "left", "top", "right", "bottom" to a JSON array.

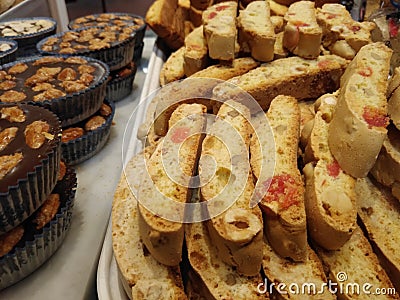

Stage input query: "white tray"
[{"left": 97, "top": 41, "right": 166, "bottom": 300}]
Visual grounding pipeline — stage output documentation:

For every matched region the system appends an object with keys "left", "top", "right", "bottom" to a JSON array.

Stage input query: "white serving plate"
[{"left": 97, "top": 41, "right": 166, "bottom": 300}]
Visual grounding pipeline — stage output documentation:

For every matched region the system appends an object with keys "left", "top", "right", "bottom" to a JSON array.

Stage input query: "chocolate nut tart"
[
  {"left": 37, "top": 25, "right": 137, "bottom": 71},
  {"left": 0, "top": 164, "right": 77, "bottom": 290},
  {"left": 61, "top": 100, "right": 115, "bottom": 165},
  {"left": 0, "top": 17, "right": 56, "bottom": 58},
  {"left": 0, "top": 103, "right": 61, "bottom": 234},
  {"left": 0, "top": 38, "right": 17, "bottom": 65},
  {"left": 68, "top": 13, "right": 147, "bottom": 61},
  {"left": 106, "top": 61, "right": 137, "bottom": 102},
  {"left": 0, "top": 55, "right": 109, "bottom": 127}
]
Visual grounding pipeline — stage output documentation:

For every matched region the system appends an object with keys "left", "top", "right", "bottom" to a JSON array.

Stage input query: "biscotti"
[
  {"left": 237, "top": 1, "right": 276, "bottom": 62},
  {"left": 356, "top": 177, "right": 400, "bottom": 290},
  {"left": 199, "top": 100, "right": 263, "bottom": 276},
  {"left": 302, "top": 94, "right": 357, "bottom": 250},
  {"left": 212, "top": 55, "right": 348, "bottom": 113},
  {"left": 250, "top": 95, "right": 307, "bottom": 262},
  {"left": 315, "top": 227, "right": 398, "bottom": 300},
  {"left": 274, "top": 31, "right": 289, "bottom": 59},
  {"left": 190, "top": 56, "right": 259, "bottom": 80},
  {"left": 283, "top": 1, "right": 322, "bottom": 59},
  {"left": 370, "top": 125, "right": 400, "bottom": 202},
  {"left": 268, "top": 0, "right": 288, "bottom": 16},
  {"left": 262, "top": 239, "right": 336, "bottom": 299},
  {"left": 185, "top": 220, "right": 268, "bottom": 299},
  {"left": 317, "top": 3, "right": 375, "bottom": 59},
  {"left": 112, "top": 151, "right": 187, "bottom": 300},
  {"left": 138, "top": 104, "right": 206, "bottom": 266},
  {"left": 146, "top": 0, "right": 186, "bottom": 50},
  {"left": 160, "top": 46, "right": 186, "bottom": 86},
  {"left": 328, "top": 42, "right": 392, "bottom": 178},
  {"left": 183, "top": 25, "right": 209, "bottom": 76},
  {"left": 202, "top": 1, "right": 238, "bottom": 60}
]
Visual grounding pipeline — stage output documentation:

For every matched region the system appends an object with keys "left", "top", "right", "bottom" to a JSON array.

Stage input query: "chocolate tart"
[
  {"left": 61, "top": 100, "right": 115, "bottom": 165},
  {"left": 0, "top": 165, "right": 76, "bottom": 290},
  {"left": 106, "top": 61, "right": 137, "bottom": 101},
  {"left": 0, "top": 103, "right": 61, "bottom": 234},
  {"left": 68, "top": 13, "right": 146, "bottom": 50},
  {"left": 0, "top": 55, "right": 109, "bottom": 127},
  {"left": 37, "top": 26, "right": 137, "bottom": 71},
  {"left": 0, "top": 17, "right": 57, "bottom": 58},
  {"left": 0, "top": 38, "right": 17, "bottom": 65}
]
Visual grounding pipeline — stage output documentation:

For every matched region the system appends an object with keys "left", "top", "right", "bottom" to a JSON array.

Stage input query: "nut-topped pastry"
[
  {"left": 0, "top": 17, "right": 57, "bottom": 57},
  {"left": 0, "top": 56, "right": 109, "bottom": 127},
  {"left": 0, "top": 103, "right": 61, "bottom": 234},
  {"left": 37, "top": 26, "right": 137, "bottom": 71}
]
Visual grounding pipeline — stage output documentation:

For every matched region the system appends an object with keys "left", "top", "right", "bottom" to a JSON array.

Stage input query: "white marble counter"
[{"left": 0, "top": 35, "right": 156, "bottom": 300}]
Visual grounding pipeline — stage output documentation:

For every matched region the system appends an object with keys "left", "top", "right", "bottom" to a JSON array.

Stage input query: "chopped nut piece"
[
  {"left": 0, "top": 152, "right": 23, "bottom": 180},
  {"left": 8, "top": 63, "right": 28, "bottom": 75},
  {"left": 33, "top": 193, "right": 60, "bottom": 230},
  {"left": 57, "top": 67, "right": 77, "bottom": 81},
  {"left": 0, "top": 106, "right": 25, "bottom": 122},
  {"left": 42, "top": 37, "right": 58, "bottom": 46},
  {"left": 59, "top": 47, "right": 77, "bottom": 54},
  {"left": 32, "top": 56, "right": 64, "bottom": 66},
  {"left": 78, "top": 73, "right": 94, "bottom": 85},
  {"left": 85, "top": 115, "right": 106, "bottom": 131},
  {"left": 0, "top": 80, "right": 16, "bottom": 90},
  {"left": 0, "top": 127, "right": 18, "bottom": 151},
  {"left": 0, "top": 226, "right": 24, "bottom": 257},
  {"left": 24, "top": 120, "right": 50, "bottom": 149},
  {"left": 25, "top": 73, "right": 50, "bottom": 86},
  {"left": 58, "top": 81, "right": 87, "bottom": 93},
  {"left": 62, "top": 127, "right": 84, "bottom": 142},
  {"left": 99, "top": 103, "right": 112, "bottom": 117},
  {"left": 58, "top": 161, "right": 66, "bottom": 180},
  {"left": 78, "top": 64, "right": 95, "bottom": 74},
  {"left": 33, "top": 88, "right": 65, "bottom": 101},
  {"left": 65, "top": 57, "right": 87, "bottom": 64},
  {"left": 37, "top": 67, "right": 62, "bottom": 77},
  {"left": 0, "top": 90, "right": 26, "bottom": 102},
  {"left": 32, "top": 82, "right": 54, "bottom": 92}
]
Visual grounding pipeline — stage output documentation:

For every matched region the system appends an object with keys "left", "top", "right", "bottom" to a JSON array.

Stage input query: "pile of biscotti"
[{"left": 111, "top": 1, "right": 400, "bottom": 299}]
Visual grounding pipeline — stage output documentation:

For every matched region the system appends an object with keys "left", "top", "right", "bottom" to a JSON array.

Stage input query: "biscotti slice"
[
  {"left": 356, "top": 177, "right": 400, "bottom": 290},
  {"left": 237, "top": 1, "right": 276, "bottom": 62},
  {"left": 189, "top": 5, "right": 203, "bottom": 27},
  {"left": 183, "top": 26, "right": 209, "bottom": 76},
  {"left": 199, "top": 100, "right": 263, "bottom": 276},
  {"left": 370, "top": 125, "right": 400, "bottom": 203},
  {"left": 250, "top": 95, "right": 307, "bottom": 262},
  {"left": 317, "top": 3, "right": 375, "bottom": 59},
  {"left": 271, "top": 15, "right": 284, "bottom": 33},
  {"left": 160, "top": 46, "right": 186, "bottom": 86},
  {"left": 283, "top": 1, "right": 322, "bottom": 59},
  {"left": 202, "top": 1, "right": 238, "bottom": 60},
  {"left": 315, "top": 227, "right": 398, "bottom": 300},
  {"left": 185, "top": 220, "right": 268, "bottom": 299},
  {"left": 302, "top": 94, "right": 357, "bottom": 250},
  {"left": 388, "top": 67, "right": 400, "bottom": 131},
  {"left": 138, "top": 103, "right": 207, "bottom": 266},
  {"left": 112, "top": 151, "right": 187, "bottom": 300},
  {"left": 190, "top": 56, "right": 259, "bottom": 79},
  {"left": 262, "top": 238, "right": 335, "bottom": 300},
  {"left": 146, "top": 0, "right": 186, "bottom": 50},
  {"left": 328, "top": 42, "right": 392, "bottom": 178},
  {"left": 213, "top": 54, "right": 348, "bottom": 113}
]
